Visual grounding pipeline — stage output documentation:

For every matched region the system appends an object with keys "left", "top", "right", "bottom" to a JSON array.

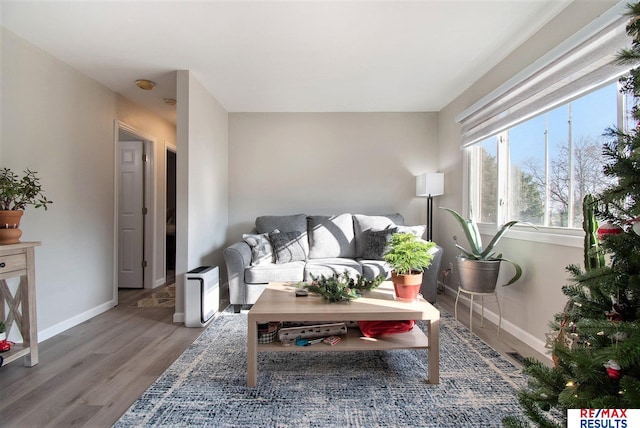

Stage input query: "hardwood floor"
[
  {"left": 0, "top": 285, "right": 549, "bottom": 427},
  {"left": 0, "top": 283, "right": 204, "bottom": 427},
  {"left": 437, "top": 288, "right": 552, "bottom": 368}
]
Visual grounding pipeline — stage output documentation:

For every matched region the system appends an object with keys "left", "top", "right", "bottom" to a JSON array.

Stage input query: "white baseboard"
[
  {"left": 442, "top": 285, "right": 551, "bottom": 361},
  {"left": 36, "top": 299, "right": 116, "bottom": 343},
  {"left": 173, "top": 312, "right": 185, "bottom": 323}
]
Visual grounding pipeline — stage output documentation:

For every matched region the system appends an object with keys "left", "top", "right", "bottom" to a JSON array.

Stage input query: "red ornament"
[
  {"left": 597, "top": 221, "right": 623, "bottom": 241},
  {"left": 604, "top": 360, "right": 621, "bottom": 380}
]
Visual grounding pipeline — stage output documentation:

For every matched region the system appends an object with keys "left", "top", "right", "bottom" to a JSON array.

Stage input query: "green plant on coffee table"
[
  {"left": 300, "top": 271, "right": 385, "bottom": 303},
  {"left": 350, "top": 272, "right": 385, "bottom": 291}
]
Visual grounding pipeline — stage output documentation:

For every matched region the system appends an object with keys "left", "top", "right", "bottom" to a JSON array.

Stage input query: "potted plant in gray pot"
[
  {"left": 383, "top": 233, "right": 436, "bottom": 301},
  {"left": 0, "top": 168, "right": 52, "bottom": 245},
  {"left": 440, "top": 207, "right": 535, "bottom": 293}
]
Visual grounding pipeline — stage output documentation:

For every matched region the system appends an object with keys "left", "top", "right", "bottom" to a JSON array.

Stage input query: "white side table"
[{"left": 454, "top": 287, "right": 502, "bottom": 339}]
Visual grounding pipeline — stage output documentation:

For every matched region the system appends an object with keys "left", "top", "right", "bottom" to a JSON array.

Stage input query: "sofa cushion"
[
  {"left": 255, "top": 214, "right": 307, "bottom": 234},
  {"left": 361, "top": 227, "right": 397, "bottom": 260},
  {"left": 242, "top": 232, "right": 276, "bottom": 265},
  {"left": 245, "top": 261, "right": 305, "bottom": 284},
  {"left": 304, "top": 258, "right": 363, "bottom": 281},
  {"left": 269, "top": 230, "right": 308, "bottom": 264},
  {"left": 358, "top": 259, "right": 392, "bottom": 280},
  {"left": 353, "top": 213, "right": 405, "bottom": 258},
  {"left": 307, "top": 213, "right": 356, "bottom": 259}
]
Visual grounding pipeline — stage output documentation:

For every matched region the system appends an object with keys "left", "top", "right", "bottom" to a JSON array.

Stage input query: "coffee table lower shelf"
[
  {"left": 257, "top": 327, "right": 429, "bottom": 352},
  {"left": 248, "top": 326, "right": 434, "bottom": 387}
]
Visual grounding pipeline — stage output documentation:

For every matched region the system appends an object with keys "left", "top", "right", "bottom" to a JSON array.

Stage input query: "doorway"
[
  {"left": 114, "top": 121, "right": 156, "bottom": 299},
  {"left": 166, "top": 147, "right": 176, "bottom": 283},
  {"left": 118, "top": 139, "right": 145, "bottom": 289}
]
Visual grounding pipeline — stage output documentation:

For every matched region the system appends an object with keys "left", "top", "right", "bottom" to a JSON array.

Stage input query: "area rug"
[
  {"left": 115, "top": 308, "right": 528, "bottom": 427},
  {"left": 132, "top": 285, "right": 175, "bottom": 308}
]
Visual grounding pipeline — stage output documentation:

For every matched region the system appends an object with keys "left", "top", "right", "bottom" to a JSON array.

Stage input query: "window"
[
  {"left": 468, "top": 81, "right": 624, "bottom": 230},
  {"left": 456, "top": 2, "right": 634, "bottom": 239}
]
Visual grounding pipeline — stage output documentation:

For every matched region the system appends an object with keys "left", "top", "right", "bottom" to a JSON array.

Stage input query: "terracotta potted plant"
[
  {"left": 0, "top": 168, "right": 52, "bottom": 245},
  {"left": 440, "top": 207, "right": 535, "bottom": 293},
  {"left": 383, "top": 233, "right": 436, "bottom": 302}
]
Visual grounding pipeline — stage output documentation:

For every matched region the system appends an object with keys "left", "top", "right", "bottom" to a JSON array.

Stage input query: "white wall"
[
  {"left": 437, "top": 0, "right": 619, "bottom": 355},
  {"left": 1, "top": 28, "right": 176, "bottom": 341},
  {"left": 1, "top": 28, "right": 117, "bottom": 338},
  {"left": 175, "top": 70, "right": 228, "bottom": 322},
  {"left": 228, "top": 112, "right": 439, "bottom": 241}
]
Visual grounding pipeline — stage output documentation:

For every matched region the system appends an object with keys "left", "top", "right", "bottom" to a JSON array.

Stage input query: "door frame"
[{"left": 113, "top": 120, "right": 157, "bottom": 304}]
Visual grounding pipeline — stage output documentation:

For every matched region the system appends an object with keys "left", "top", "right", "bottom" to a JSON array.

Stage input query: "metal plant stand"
[{"left": 454, "top": 287, "right": 502, "bottom": 339}]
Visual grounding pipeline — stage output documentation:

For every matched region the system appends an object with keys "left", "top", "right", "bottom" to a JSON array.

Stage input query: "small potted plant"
[
  {"left": 0, "top": 321, "right": 5, "bottom": 341},
  {"left": 383, "top": 233, "right": 436, "bottom": 301},
  {"left": 0, "top": 168, "right": 52, "bottom": 245},
  {"left": 440, "top": 207, "right": 536, "bottom": 292}
]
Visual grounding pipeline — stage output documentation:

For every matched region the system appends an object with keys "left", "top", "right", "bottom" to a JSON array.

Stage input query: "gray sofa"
[{"left": 223, "top": 213, "right": 443, "bottom": 312}]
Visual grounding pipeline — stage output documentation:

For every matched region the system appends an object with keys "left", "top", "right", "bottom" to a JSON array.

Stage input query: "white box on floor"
[{"left": 185, "top": 266, "right": 219, "bottom": 327}]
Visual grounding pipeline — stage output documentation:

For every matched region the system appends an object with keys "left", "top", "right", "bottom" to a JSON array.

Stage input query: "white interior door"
[{"left": 118, "top": 141, "right": 145, "bottom": 288}]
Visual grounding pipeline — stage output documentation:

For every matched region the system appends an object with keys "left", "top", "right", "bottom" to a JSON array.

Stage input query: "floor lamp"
[{"left": 416, "top": 173, "right": 444, "bottom": 242}]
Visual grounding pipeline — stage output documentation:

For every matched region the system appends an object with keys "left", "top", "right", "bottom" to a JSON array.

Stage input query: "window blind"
[{"left": 456, "top": 1, "right": 633, "bottom": 148}]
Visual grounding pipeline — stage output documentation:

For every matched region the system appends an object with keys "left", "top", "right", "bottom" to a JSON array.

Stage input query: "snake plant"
[{"left": 440, "top": 207, "right": 535, "bottom": 286}]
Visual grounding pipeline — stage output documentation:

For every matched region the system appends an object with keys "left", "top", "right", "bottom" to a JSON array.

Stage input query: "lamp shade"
[{"left": 416, "top": 173, "right": 444, "bottom": 197}]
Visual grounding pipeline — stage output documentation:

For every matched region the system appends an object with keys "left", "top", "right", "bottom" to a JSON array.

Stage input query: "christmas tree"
[{"left": 503, "top": 3, "right": 640, "bottom": 427}]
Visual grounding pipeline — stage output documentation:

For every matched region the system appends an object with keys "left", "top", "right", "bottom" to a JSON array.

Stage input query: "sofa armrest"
[{"left": 223, "top": 242, "right": 252, "bottom": 307}]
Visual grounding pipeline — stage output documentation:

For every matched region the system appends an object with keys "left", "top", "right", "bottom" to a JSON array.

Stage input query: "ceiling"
[{"left": 1, "top": 1, "right": 573, "bottom": 124}]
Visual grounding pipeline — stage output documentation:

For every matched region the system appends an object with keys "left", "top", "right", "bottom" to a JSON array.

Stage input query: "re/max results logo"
[{"left": 567, "top": 409, "right": 640, "bottom": 428}]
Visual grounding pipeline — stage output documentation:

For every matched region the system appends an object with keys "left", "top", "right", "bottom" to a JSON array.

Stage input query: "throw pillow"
[
  {"left": 396, "top": 224, "right": 427, "bottom": 238},
  {"left": 242, "top": 232, "right": 276, "bottom": 266},
  {"left": 269, "top": 230, "right": 308, "bottom": 264},
  {"left": 255, "top": 214, "right": 310, "bottom": 256},
  {"left": 353, "top": 213, "right": 405, "bottom": 258},
  {"left": 362, "top": 227, "right": 397, "bottom": 260}
]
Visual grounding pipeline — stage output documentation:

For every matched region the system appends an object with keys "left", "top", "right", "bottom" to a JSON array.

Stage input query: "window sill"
[{"left": 477, "top": 224, "right": 583, "bottom": 248}]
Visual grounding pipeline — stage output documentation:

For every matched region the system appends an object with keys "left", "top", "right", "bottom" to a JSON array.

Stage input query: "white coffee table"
[{"left": 247, "top": 281, "right": 440, "bottom": 387}]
